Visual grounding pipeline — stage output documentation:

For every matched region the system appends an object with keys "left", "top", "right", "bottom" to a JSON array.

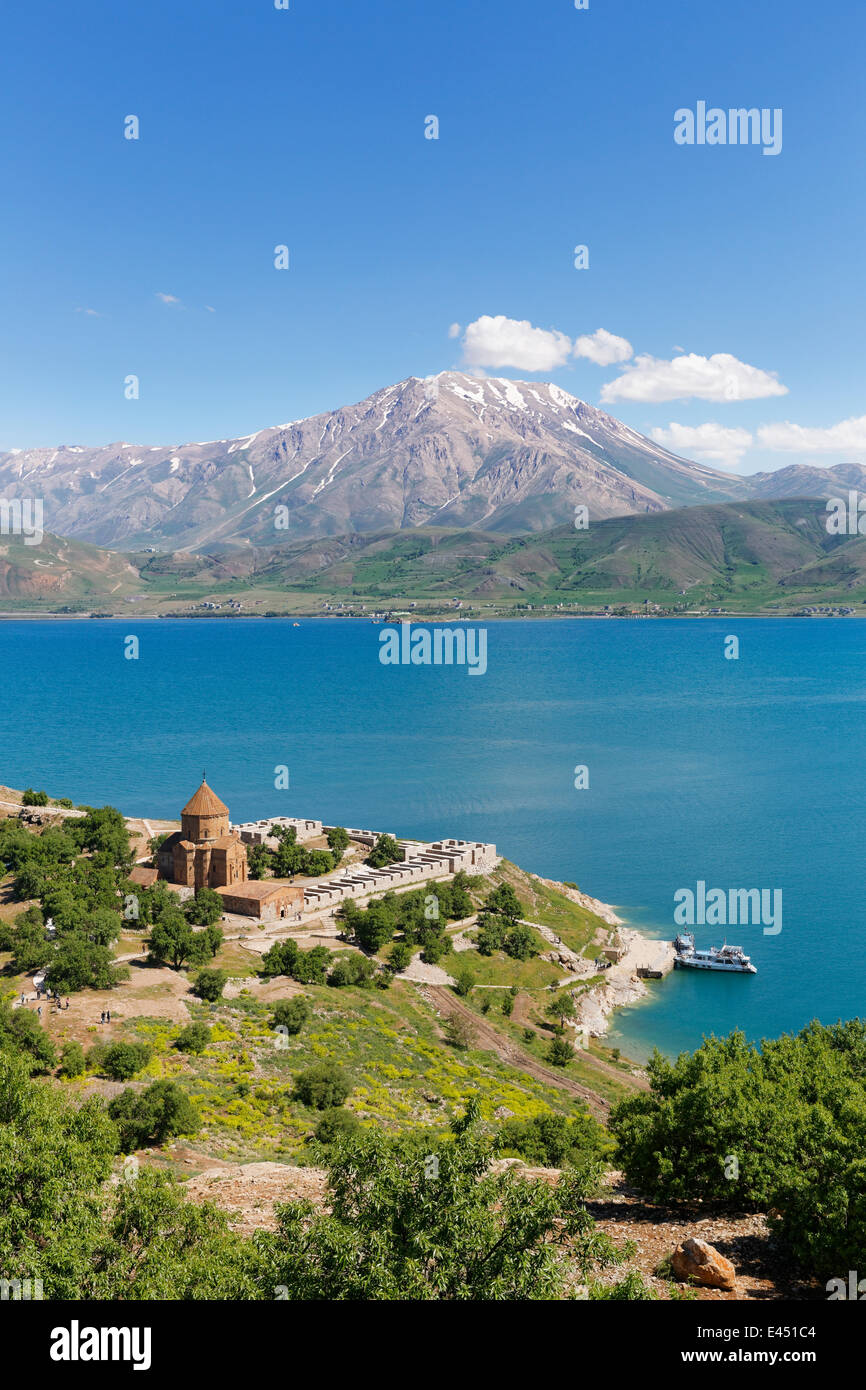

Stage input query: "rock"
[{"left": 672, "top": 1237, "right": 736, "bottom": 1291}]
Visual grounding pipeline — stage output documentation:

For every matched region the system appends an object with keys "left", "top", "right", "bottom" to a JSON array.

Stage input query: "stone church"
[{"left": 158, "top": 778, "right": 248, "bottom": 891}]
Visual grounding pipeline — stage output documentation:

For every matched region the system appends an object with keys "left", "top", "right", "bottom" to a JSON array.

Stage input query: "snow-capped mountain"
[{"left": 0, "top": 373, "right": 756, "bottom": 550}]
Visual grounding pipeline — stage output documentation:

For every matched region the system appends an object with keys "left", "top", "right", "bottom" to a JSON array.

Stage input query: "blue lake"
[{"left": 1, "top": 616, "right": 863, "bottom": 1061}]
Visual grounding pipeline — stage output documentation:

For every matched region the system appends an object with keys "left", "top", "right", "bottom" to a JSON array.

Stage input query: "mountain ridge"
[{"left": 2, "top": 373, "right": 863, "bottom": 555}]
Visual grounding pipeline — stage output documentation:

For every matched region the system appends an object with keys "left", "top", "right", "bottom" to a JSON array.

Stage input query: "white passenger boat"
[{"left": 673, "top": 933, "right": 757, "bottom": 974}]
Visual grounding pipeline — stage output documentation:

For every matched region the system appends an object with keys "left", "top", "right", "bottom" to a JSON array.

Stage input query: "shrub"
[
  {"left": 293, "top": 1061, "right": 352, "bottom": 1111},
  {"left": 328, "top": 955, "right": 375, "bottom": 989},
  {"left": 0, "top": 1004, "right": 57, "bottom": 1073},
  {"left": 388, "top": 942, "right": 412, "bottom": 973},
  {"left": 498, "top": 1111, "right": 608, "bottom": 1169},
  {"left": 314, "top": 1107, "right": 360, "bottom": 1145},
  {"left": 270, "top": 997, "right": 310, "bottom": 1035},
  {"left": 101, "top": 1041, "right": 152, "bottom": 1081},
  {"left": 453, "top": 967, "right": 475, "bottom": 997},
  {"left": 193, "top": 968, "right": 227, "bottom": 1001},
  {"left": 59, "top": 1041, "right": 86, "bottom": 1077},
  {"left": 609, "top": 1022, "right": 866, "bottom": 1277},
  {"left": 445, "top": 1015, "right": 474, "bottom": 1050},
  {"left": 548, "top": 1037, "right": 573, "bottom": 1068},
  {"left": 108, "top": 1080, "right": 200, "bottom": 1152},
  {"left": 174, "top": 1021, "right": 212, "bottom": 1054},
  {"left": 22, "top": 788, "right": 50, "bottom": 806}
]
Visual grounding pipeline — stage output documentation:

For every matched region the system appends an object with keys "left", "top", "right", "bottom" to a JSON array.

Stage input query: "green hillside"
[{"left": 5, "top": 500, "right": 866, "bottom": 615}]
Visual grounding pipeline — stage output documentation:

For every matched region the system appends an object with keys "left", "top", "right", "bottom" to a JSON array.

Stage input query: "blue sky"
[{"left": 0, "top": 0, "right": 863, "bottom": 474}]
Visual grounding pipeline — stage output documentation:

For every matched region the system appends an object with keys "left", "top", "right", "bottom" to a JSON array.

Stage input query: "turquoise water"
[{"left": 1, "top": 616, "right": 863, "bottom": 1061}]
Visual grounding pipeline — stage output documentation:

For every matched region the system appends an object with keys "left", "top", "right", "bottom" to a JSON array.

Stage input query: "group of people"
[
  {"left": 100, "top": 1009, "right": 112, "bottom": 1024},
  {"left": 21, "top": 989, "right": 70, "bottom": 1014}
]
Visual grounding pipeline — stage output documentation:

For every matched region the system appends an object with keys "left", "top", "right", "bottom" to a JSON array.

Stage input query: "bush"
[
  {"left": 108, "top": 1080, "right": 201, "bottom": 1152},
  {"left": 193, "top": 968, "right": 227, "bottom": 1001},
  {"left": 366, "top": 834, "right": 403, "bottom": 869},
  {"left": 388, "top": 941, "right": 412, "bottom": 973},
  {"left": 174, "top": 1021, "right": 212, "bottom": 1054},
  {"left": 293, "top": 1061, "right": 352, "bottom": 1111},
  {"left": 453, "top": 967, "right": 475, "bottom": 997},
  {"left": 328, "top": 955, "right": 375, "bottom": 988},
  {"left": 609, "top": 1021, "right": 866, "bottom": 1277},
  {"left": 314, "top": 1107, "right": 360, "bottom": 1145},
  {"left": 445, "top": 1015, "right": 475, "bottom": 1050},
  {"left": 270, "top": 997, "right": 310, "bottom": 1035},
  {"left": 59, "top": 1041, "right": 86, "bottom": 1077},
  {"left": 498, "top": 1111, "right": 609, "bottom": 1170},
  {"left": 101, "top": 1041, "right": 152, "bottom": 1081},
  {"left": 548, "top": 1037, "right": 573, "bottom": 1067},
  {"left": 0, "top": 1004, "right": 57, "bottom": 1073},
  {"left": 22, "top": 788, "right": 50, "bottom": 806}
]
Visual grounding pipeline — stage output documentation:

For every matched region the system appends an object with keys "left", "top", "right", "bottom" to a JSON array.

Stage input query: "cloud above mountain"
[
  {"left": 573, "top": 328, "right": 633, "bottom": 366},
  {"left": 651, "top": 422, "right": 754, "bottom": 467},
  {"left": 461, "top": 315, "right": 573, "bottom": 372},
  {"left": 756, "top": 414, "right": 866, "bottom": 454},
  {"left": 601, "top": 352, "right": 788, "bottom": 404}
]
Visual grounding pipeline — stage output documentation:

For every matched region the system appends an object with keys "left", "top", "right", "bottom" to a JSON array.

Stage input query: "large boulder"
[{"left": 671, "top": 1237, "right": 736, "bottom": 1291}]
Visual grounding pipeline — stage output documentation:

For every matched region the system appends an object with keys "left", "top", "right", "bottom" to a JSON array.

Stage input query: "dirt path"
[{"left": 426, "top": 986, "right": 625, "bottom": 1120}]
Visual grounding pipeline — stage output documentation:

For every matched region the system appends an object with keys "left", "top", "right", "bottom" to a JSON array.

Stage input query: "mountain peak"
[{"left": 0, "top": 374, "right": 756, "bottom": 552}]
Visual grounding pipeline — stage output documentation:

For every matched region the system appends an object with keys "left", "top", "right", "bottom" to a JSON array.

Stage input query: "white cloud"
[
  {"left": 651, "top": 421, "right": 754, "bottom": 467},
  {"left": 156, "top": 291, "right": 181, "bottom": 305},
  {"left": 601, "top": 351, "right": 788, "bottom": 404},
  {"left": 205, "top": 304, "right": 216, "bottom": 313},
  {"left": 460, "top": 315, "right": 573, "bottom": 372},
  {"left": 573, "top": 328, "right": 633, "bottom": 366},
  {"left": 75, "top": 307, "right": 103, "bottom": 317},
  {"left": 448, "top": 322, "right": 461, "bottom": 339},
  {"left": 756, "top": 415, "right": 866, "bottom": 454}
]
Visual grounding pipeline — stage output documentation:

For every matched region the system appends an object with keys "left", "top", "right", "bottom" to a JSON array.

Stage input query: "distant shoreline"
[{"left": 0, "top": 611, "right": 861, "bottom": 623}]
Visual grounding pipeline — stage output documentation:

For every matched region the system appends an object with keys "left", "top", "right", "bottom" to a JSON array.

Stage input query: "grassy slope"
[
  {"left": 1, "top": 853, "right": 637, "bottom": 1161},
  {"left": 9, "top": 500, "right": 866, "bottom": 615}
]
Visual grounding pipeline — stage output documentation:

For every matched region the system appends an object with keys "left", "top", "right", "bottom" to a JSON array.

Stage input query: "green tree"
[
  {"left": 0, "top": 1049, "right": 117, "bottom": 1296},
  {"left": 0, "top": 1004, "right": 57, "bottom": 1073},
  {"left": 186, "top": 886, "right": 224, "bottom": 927},
  {"left": 609, "top": 1021, "right": 866, "bottom": 1276},
  {"left": 475, "top": 913, "right": 508, "bottom": 956},
  {"left": 328, "top": 955, "right": 375, "bottom": 988},
  {"left": 174, "top": 1021, "right": 212, "bottom": 1054},
  {"left": 59, "top": 1040, "right": 86, "bottom": 1078},
  {"left": 47, "top": 937, "right": 128, "bottom": 993},
  {"left": 484, "top": 883, "right": 523, "bottom": 923},
  {"left": 270, "top": 997, "right": 310, "bottom": 1035},
  {"left": 389, "top": 941, "right": 412, "bottom": 973},
  {"left": 326, "top": 826, "right": 350, "bottom": 858},
  {"left": 257, "top": 1104, "right": 621, "bottom": 1299},
  {"left": 367, "top": 834, "right": 403, "bottom": 869},
  {"left": 100, "top": 1041, "right": 152, "bottom": 1081},
  {"left": 453, "top": 966, "right": 475, "bottom": 997},
  {"left": 147, "top": 909, "right": 203, "bottom": 970},
  {"left": 293, "top": 1060, "right": 353, "bottom": 1110},
  {"left": 73, "top": 805, "right": 132, "bottom": 868},
  {"left": 108, "top": 1080, "right": 201, "bottom": 1153},
  {"left": 247, "top": 844, "right": 272, "bottom": 880},
  {"left": 194, "top": 968, "right": 227, "bottom": 1001},
  {"left": 546, "top": 993, "right": 577, "bottom": 1033},
  {"left": 548, "top": 1037, "right": 573, "bottom": 1067},
  {"left": 314, "top": 1107, "right": 360, "bottom": 1145}
]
